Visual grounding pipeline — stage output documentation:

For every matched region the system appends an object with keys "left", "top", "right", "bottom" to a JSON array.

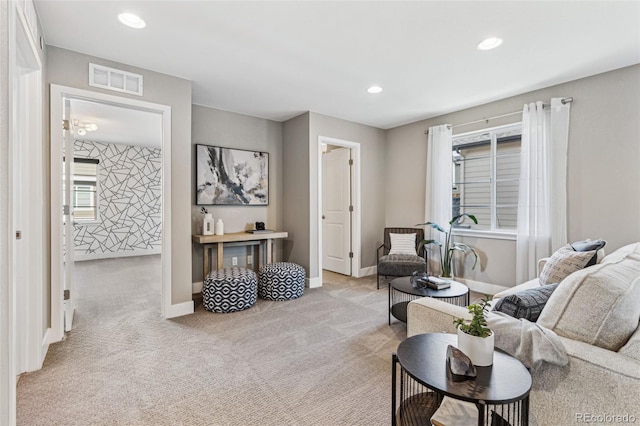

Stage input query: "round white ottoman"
[
  {"left": 203, "top": 267, "right": 257, "bottom": 313},
  {"left": 258, "top": 262, "right": 305, "bottom": 301}
]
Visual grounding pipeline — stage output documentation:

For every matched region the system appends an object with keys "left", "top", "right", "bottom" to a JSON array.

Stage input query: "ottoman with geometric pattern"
[
  {"left": 258, "top": 262, "right": 305, "bottom": 301},
  {"left": 203, "top": 267, "right": 257, "bottom": 313}
]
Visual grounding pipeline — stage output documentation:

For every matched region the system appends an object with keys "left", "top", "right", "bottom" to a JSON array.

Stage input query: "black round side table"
[
  {"left": 392, "top": 333, "right": 532, "bottom": 426},
  {"left": 389, "top": 276, "right": 469, "bottom": 324}
]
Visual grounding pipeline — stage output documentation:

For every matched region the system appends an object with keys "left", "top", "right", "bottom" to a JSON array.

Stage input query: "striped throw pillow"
[{"left": 388, "top": 233, "right": 417, "bottom": 256}]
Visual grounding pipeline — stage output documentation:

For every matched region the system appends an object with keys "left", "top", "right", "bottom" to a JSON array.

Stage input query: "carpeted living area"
[{"left": 16, "top": 255, "right": 407, "bottom": 425}]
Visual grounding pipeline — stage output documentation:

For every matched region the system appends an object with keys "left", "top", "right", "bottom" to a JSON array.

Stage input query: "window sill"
[
  {"left": 451, "top": 228, "right": 516, "bottom": 241},
  {"left": 73, "top": 220, "right": 100, "bottom": 226}
]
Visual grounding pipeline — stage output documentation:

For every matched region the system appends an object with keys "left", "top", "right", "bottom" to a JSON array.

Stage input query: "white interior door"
[
  {"left": 63, "top": 99, "right": 76, "bottom": 331},
  {"left": 322, "top": 147, "right": 351, "bottom": 275}
]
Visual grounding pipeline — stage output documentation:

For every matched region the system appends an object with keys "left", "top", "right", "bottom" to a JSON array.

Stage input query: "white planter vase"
[{"left": 457, "top": 327, "right": 494, "bottom": 366}]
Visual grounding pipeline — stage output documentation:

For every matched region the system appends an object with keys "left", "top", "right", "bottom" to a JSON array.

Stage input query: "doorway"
[
  {"left": 50, "top": 85, "right": 172, "bottom": 342},
  {"left": 322, "top": 145, "right": 352, "bottom": 276},
  {"left": 317, "top": 136, "right": 361, "bottom": 286}
]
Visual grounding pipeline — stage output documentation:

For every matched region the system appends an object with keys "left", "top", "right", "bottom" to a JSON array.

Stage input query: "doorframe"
[
  {"left": 49, "top": 85, "right": 173, "bottom": 343},
  {"left": 316, "top": 136, "right": 361, "bottom": 286}
]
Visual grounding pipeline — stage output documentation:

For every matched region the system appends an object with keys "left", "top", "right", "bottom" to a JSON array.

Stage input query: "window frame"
[
  {"left": 451, "top": 123, "right": 522, "bottom": 240},
  {"left": 72, "top": 158, "right": 100, "bottom": 225}
]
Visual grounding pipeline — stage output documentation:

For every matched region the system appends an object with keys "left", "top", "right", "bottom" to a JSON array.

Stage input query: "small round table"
[
  {"left": 392, "top": 333, "right": 532, "bottom": 426},
  {"left": 389, "top": 276, "right": 469, "bottom": 324}
]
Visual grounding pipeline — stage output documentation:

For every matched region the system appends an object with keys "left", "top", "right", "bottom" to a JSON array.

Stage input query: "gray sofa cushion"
[
  {"left": 538, "top": 243, "right": 640, "bottom": 351},
  {"left": 493, "top": 283, "right": 559, "bottom": 322},
  {"left": 377, "top": 254, "right": 426, "bottom": 276}
]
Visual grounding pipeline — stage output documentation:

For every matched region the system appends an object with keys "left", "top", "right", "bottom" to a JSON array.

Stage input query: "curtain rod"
[{"left": 424, "top": 97, "right": 573, "bottom": 135}]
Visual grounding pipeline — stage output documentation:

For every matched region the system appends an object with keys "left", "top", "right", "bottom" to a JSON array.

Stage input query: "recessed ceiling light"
[
  {"left": 477, "top": 37, "right": 502, "bottom": 51},
  {"left": 77, "top": 128, "right": 87, "bottom": 136},
  {"left": 367, "top": 86, "right": 383, "bottom": 94},
  {"left": 118, "top": 12, "right": 146, "bottom": 29}
]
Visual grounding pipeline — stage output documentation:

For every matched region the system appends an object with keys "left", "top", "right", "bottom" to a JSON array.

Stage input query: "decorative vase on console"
[
  {"left": 201, "top": 207, "right": 214, "bottom": 236},
  {"left": 454, "top": 297, "right": 494, "bottom": 366},
  {"left": 215, "top": 219, "right": 224, "bottom": 236}
]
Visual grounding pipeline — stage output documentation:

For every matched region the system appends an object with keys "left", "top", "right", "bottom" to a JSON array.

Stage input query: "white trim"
[
  {"left": 455, "top": 277, "right": 510, "bottom": 297},
  {"left": 50, "top": 85, "right": 173, "bottom": 343},
  {"left": 14, "top": 0, "right": 45, "bottom": 375},
  {"left": 452, "top": 229, "right": 516, "bottom": 241},
  {"left": 164, "top": 301, "right": 194, "bottom": 319},
  {"left": 359, "top": 265, "right": 377, "bottom": 277},
  {"left": 192, "top": 281, "right": 203, "bottom": 294},
  {"left": 39, "top": 329, "right": 50, "bottom": 368},
  {"left": 316, "top": 136, "right": 362, "bottom": 287},
  {"left": 307, "top": 277, "right": 321, "bottom": 288},
  {"left": 1, "top": 1, "right": 15, "bottom": 423},
  {"left": 74, "top": 248, "right": 161, "bottom": 262}
]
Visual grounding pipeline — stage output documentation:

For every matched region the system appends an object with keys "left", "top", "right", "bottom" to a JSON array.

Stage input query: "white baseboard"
[
  {"left": 39, "top": 328, "right": 50, "bottom": 370},
  {"left": 359, "top": 265, "right": 376, "bottom": 277},
  {"left": 74, "top": 247, "right": 161, "bottom": 262},
  {"left": 307, "top": 276, "right": 321, "bottom": 288},
  {"left": 456, "top": 278, "right": 509, "bottom": 297},
  {"left": 164, "top": 301, "right": 194, "bottom": 318},
  {"left": 192, "top": 281, "right": 203, "bottom": 294}
]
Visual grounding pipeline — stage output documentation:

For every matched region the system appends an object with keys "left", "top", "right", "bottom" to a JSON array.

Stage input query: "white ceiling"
[
  {"left": 70, "top": 99, "right": 163, "bottom": 148},
  {"left": 37, "top": 1, "right": 640, "bottom": 130}
]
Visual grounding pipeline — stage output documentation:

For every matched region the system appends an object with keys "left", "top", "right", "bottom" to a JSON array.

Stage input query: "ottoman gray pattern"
[
  {"left": 203, "top": 267, "right": 257, "bottom": 313},
  {"left": 258, "top": 262, "right": 305, "bottom": 301}
]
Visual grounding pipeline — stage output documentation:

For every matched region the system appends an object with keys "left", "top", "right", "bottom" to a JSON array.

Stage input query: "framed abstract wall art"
[{"left": 196, "top": 144, "right": 269, "bottom": 205}]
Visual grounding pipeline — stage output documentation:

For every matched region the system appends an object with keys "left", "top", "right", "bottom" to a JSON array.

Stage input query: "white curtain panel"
[
  {"left": 516, "top": 99, "right": 571, "bottom": 282},
  {"left": 425, "top": 124, "right": 453, "bottom": 263}
]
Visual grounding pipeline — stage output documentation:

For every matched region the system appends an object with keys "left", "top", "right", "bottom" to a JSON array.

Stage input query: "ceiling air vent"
[{"left": 89, "top": 63, "right": 143, "bottom": 96}]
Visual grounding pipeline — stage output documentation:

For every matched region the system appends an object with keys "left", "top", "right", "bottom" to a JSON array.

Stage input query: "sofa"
[{"left": 407, "top": 242, "right": 640, "bottom": 425}]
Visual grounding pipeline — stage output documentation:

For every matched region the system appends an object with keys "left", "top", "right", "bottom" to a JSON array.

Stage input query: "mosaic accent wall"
[{"left": 73, "top": 140, "right": 162, "bottom": 257}]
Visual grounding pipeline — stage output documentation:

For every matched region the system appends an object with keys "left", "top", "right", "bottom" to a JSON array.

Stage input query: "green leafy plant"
[
  {"left": 453, "top": 296, "right": 493, "bottom": 338},
  {"left": 417, "top": 214, "right": 479, "bottom": 278}
]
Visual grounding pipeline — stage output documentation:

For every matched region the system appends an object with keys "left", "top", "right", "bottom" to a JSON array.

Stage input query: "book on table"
[
  {"left": 427, "top": 276, "right": 451, "bottom": 290},
  {"left": 246, "top": 229, "right": 274, "bottom": 234}
]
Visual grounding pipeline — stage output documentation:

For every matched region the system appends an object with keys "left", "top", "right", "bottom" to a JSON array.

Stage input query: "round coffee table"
[
  {"left": 392, "top": 333, "right": 531, "bottom": 426},
  {"left": 389, "top": 276, "right": 469, "bottom": 324}
]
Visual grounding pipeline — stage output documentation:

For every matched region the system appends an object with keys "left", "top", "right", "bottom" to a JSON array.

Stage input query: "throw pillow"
[
  {"left": 538, "top": 243, "right": 640, "bottom": 351},
  {"left": 570, "top": 239, "right": 606, "bottom": 266},
  {"left": 492, "top": 283, "right": 560, "bottom": 322},
  {"left": 388, "top": 233, "right": 417, "bottom": 256},
  {"left": 539, "top": 245, "right": 596, "bottom": 285}
]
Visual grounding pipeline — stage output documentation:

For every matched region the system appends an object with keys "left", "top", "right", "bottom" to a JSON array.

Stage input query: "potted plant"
[
  {"left": 453, "top": 296, "right": 494, "bottom": 366},
  {"left": 417, "top": 214, "right": 479, "bottom": 278}
]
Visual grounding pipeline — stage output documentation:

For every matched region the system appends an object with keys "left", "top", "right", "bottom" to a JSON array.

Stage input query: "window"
[
  {"left": 73, "top": 158, "right": 99, "bottom": 222},
  {"left": 452, "top": 123, "right": 521, "bottom": 233}
]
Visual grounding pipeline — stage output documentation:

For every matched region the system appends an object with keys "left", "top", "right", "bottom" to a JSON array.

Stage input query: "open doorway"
[
  {"left": 50, "top": 85, "right": 172, "bottom": 342},
  {"left": 317, "top": 136, "right": 362, "bottom": 286}
]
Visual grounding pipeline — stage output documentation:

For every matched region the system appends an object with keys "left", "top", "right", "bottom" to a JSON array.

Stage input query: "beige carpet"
[{"left": 17, "top": 256, "right": 407, "bottom": 425}]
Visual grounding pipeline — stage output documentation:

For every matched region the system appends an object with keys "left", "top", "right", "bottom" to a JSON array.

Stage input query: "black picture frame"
[{"left": 196, "top": 144, "right": 269, "bottom": 206}]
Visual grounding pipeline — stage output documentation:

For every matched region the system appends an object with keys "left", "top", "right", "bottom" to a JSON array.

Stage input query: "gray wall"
[
  {"left": 191, "top": 105, "right": 283, "bottom": 283},
  {"left": 46, "top": 46, "right": 193, "bottom": 305},
  {"left": 309, "top": 112, "right": 386, "bottom": 276},
  {"left": 282, "top": 112, "right": 311, "bottom": 273},
  {"left": 385, "top": 64, "right": 640, "bottom": 287}
]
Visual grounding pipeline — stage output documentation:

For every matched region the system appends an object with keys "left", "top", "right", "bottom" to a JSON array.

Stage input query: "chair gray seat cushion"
[
  {"left": 378, "top": 254, "right": 426, "bottom": 276},
  {"left": 258, "top": 262, "right": 305, "bottom": 301},
  {"left": 203, "top": 267, "right": 257, "bottom": 313}
]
